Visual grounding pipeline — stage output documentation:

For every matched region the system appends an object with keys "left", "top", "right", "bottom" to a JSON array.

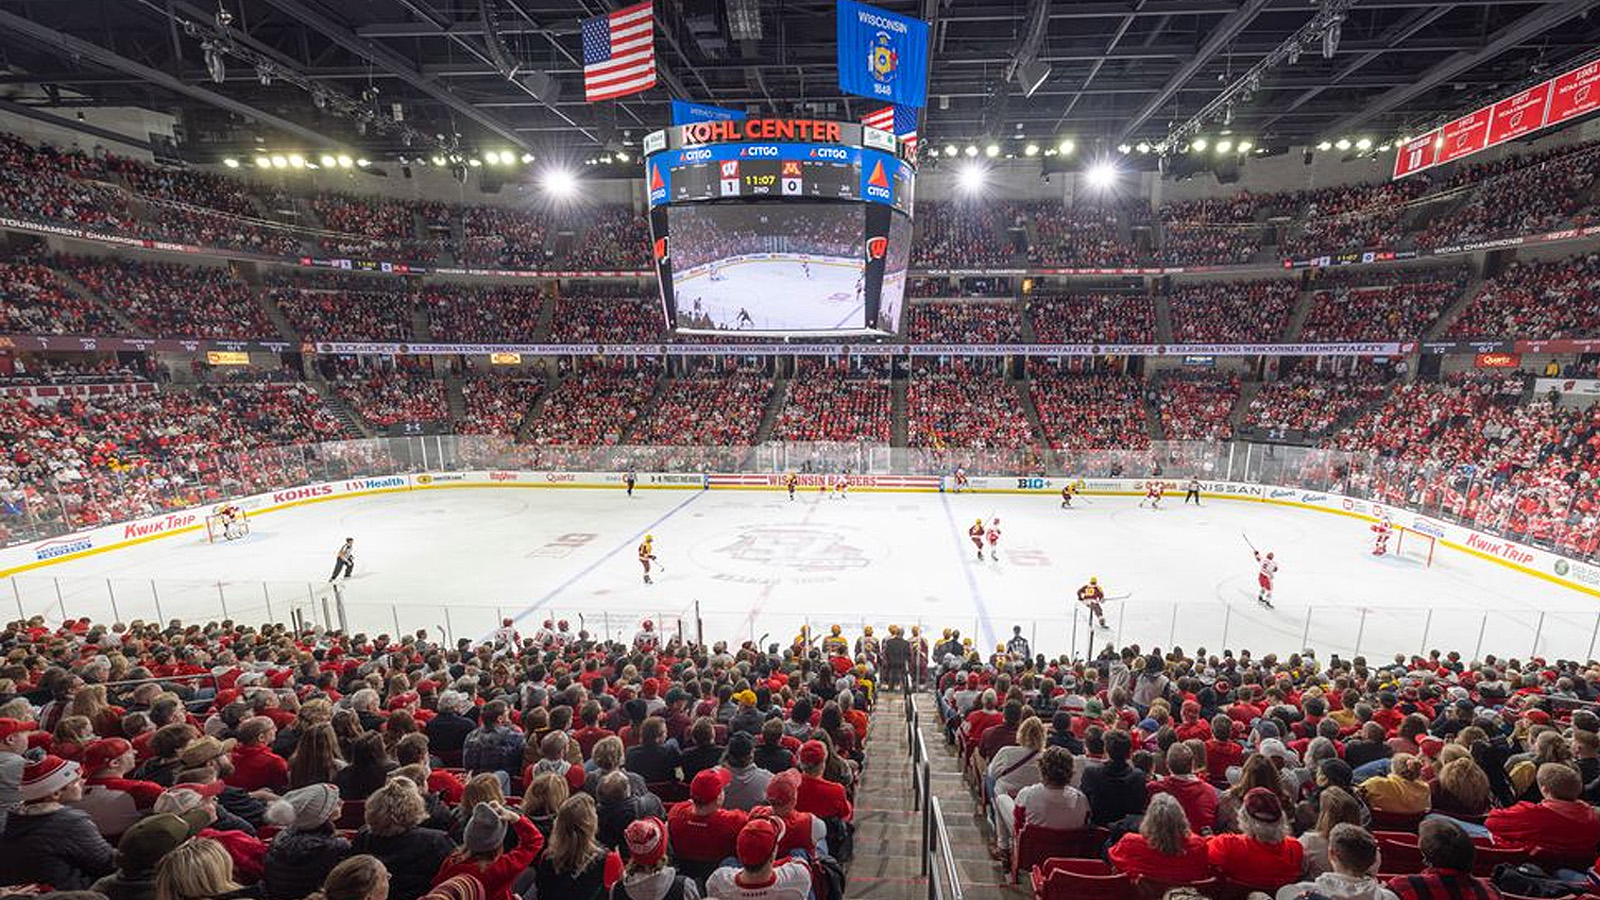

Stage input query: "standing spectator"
[
  {"left": 1108, "top": 793, "right": 1211, "bottom": 884},
  {"left": 0, "top": 754, "right": 115, "bottom": 888}
]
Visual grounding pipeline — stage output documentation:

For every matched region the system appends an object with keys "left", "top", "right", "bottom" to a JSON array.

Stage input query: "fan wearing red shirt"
[
  {"left": 750, "top": 770, "right": 825, "bottom": 858},
  {"left": 225, "top": 717, "right": 289, "bottom": 793},
  {"left": 1204, "top": 716, "right": 1244, "bottom": 783},
  {"left": 1206, "top": 787, "right": 1303, "bottom": 890},
  {"left": 1109, "top": 793, "right": 1212, "bottom": 884},
  {"left": 1145, "top": 743, "right": 1220, "bottom": 833},
  {"left": 1484, "top": 763, "right": 1600, "bottom": 860},
  {"left": 76, "top": 737, "right": 162, "bottom": 839},
  {"left": 668, "top": 768, "right": 750, "bottom": 867},
  {"left": 794, "top": 740, "right": 852, "bottom": 823},
  {"left": 1174, "top": 701, "right": 1211, "bottom": 742}
]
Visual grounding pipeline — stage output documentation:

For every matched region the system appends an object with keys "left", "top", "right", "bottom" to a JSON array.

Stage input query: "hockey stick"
[
  {"left": 652, "top": 556, "right": 667, "bottom": 573},
  {"left": 1103, "top": 592, "right": 1133, "bottom": 602},
  {"left": 1241, "top": 532, "right": 1258, "bottom": 553}
]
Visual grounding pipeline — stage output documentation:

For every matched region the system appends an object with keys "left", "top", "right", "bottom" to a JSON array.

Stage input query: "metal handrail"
[{"left": 928, "top": 795, "right": 964, "bottom": 900}]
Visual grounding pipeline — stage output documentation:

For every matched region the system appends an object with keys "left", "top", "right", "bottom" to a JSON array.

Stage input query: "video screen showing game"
[
  {"left": 875, "top": 212, "right": 913, "bottom": 333},
  {"left": 668, "top": 202, "right": 867, "bottom": 333}
]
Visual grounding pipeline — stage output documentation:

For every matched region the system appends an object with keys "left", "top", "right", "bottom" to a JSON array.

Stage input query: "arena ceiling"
[{"left": 2, "top": 0, "right": 1600, "bottom": 164}]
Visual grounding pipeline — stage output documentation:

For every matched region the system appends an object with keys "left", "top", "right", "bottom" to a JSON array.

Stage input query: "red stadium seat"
[{"left": 1011, "top": 825, "right": 1110, "bottom": 883}]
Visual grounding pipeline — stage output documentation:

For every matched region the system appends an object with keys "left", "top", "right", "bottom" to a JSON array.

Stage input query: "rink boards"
[{"left": 3, "top": 469, "right": 1598, "bottom": 598}]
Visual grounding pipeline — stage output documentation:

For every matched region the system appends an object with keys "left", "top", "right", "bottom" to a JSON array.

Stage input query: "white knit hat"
[{"left": 21, "top": 755, "right": 81, "bottom": 802}]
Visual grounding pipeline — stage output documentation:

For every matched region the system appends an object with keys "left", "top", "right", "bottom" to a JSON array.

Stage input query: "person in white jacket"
[{"left": 1275, "top": 823, "right": 1398, "bottom": 900}]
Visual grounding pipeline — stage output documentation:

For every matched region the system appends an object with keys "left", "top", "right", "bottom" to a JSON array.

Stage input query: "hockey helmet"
[
  {"left": 558, "top": 620, "right": 569, "bottom": 630},
  {"left": 502, "top": 618, "right": 513, "bottom": 627},
  {"left": 1267, "top": 552, "right": 1275, "bottom": 559},
  {"left": 830, "top": 624, "right": 842, "bottom": 636},
  {"left": 641, "top": 619, "right": 654, "bottom": 631},
  {"left": 974, "top": 518, "right": 983, "bottom": 526},
  {"left": 543, "top": 619, "right": 553, "bottom": 629},
  {"left": 863, "top": 626, "right": 873, "bottom": 636},
  {"left": 1089, "top": 577, "right": 1098, "bottom": 584}
]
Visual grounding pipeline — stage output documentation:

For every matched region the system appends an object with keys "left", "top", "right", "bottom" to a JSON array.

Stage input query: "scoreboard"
[
  {"left": 648, "top": 143, "right": 915, "bottom": 214},
  {"left": 641, "top": 117, "right": 917, "bottom": 337}
]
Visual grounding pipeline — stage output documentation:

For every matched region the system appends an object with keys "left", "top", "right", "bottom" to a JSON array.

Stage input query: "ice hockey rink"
[
  {"left": 675, "top": 256, "right": 864, "bottom": 331},
  {"left": 10, "top": 486, "right": 1596, "bottom": 663}
]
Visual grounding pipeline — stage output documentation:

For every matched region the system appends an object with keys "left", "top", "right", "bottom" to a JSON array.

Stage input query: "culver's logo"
[
  {"left": 1299, "top": 494, "right": 1327, "bottom": 504},
  {"left": 1269, "top": 489, "right": 1297, "bottom": 499},
  {"left": 35, "top": 536, "right": 92, "bottom": 561}
]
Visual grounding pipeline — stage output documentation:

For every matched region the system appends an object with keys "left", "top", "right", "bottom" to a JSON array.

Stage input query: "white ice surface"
[
  {"left": 676, "top": 257, "right": 863, "bottom": 331},
  {"left": 11, "top": 487, "right": 1594, "bottom": 662}
]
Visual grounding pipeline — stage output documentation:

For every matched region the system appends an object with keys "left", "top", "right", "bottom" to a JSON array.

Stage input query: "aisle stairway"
[
  {"left": 1153, "top": 294, "right": 1175, "bottom": 344},
  {"left": 1014, "top": 380, "right": 1049, "bottom": 450},
  {"left": 891, "top": 379, "right": 909, "bottom": 447},
  {"left": 752, "top": 377, "right": 789, "bottom": 444},
  {"left": 1281, "top": 284, "right": 1316, "bottom": 341},
  {"left": 51, "top": 268, "right": 145, "bottom": 336}
]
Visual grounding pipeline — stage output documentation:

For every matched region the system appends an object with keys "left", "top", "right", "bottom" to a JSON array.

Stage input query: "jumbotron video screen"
[{"left": 644, "top": 117, "right": 915, "bottom": 336}]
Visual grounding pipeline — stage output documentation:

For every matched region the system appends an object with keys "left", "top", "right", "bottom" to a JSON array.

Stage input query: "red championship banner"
[
  {"left": 1392, "top": 131, "right": 1440, "bottom": 179},
  {"left": 1436, "top": 108, "right": 1492, "bottom": 165},
  {"left": 1548, "top": 60, "right": 1600, "bottom": 126},
  {"left": 1488, "top": 82, "right": 1552, "bottom": 145}
]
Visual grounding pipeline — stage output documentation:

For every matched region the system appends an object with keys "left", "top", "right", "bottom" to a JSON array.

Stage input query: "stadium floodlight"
[
  {"left": 468, "top": 158, "right": 482, "bottom": 167},
  {"left": 1317, "top": 141, "right": 1333, "bottom": 151},
  {"left": 319, "top": 154, "right": 336, "bottom": 168},
  {"left": 288, "top": 154, "right": 305, "bottom": 169},
  {"left": 1191, "top": 137, "right": 1208, "bottom": 152},
  {"left": 337, "top": 155, "right": 354, "bottom": 169},
  {"left": 433, "top": 155, "right": 447, "bottom": 166},
  {"left": 985, "top": 144, "right": 1000, "bottom": 158},
  {"left": 1216, "top": 139, "right": 1233, "bottom": 153},
  {"left": 958, "top": 162, "right": 986, "bottom": 192},
  {"left": 521, "top": 153, "right": 535, "bottom": 164},
  {"left": 356, "top": 159, "right": 370, "bottom": 167},
  {"left": 1135, "top": 141, "right": 1151, "bottom": 154},
  {"left": 943, "top": 144, "right": 957, "bottom": 157},
  {"left": 222, "top": 158, "right": 239, "bottom": 168},
  {"left": 964, "top": 145, "right": 978, "bottom": 157},
  {"left": 544, "top": 167, "right": 578, "bottom": 197},
  {"left": 1335, "top": 138, "right": 1351, "bottom": 151},
  {"left": 1085, "top": 160, "right": 1119, "bottom": 190},
  {"left": 1355, "top": 137, "right": 1372, "bottom": 151},
  {"left": 1058, "top": 138, "right": 1075, "bottom": 155},
  {"left": 616, "top": 151, "right": 630, "bottom": 162},
  {"left": 1377, "top": 143, "right": 1391, "bottom": 153},
  {"left": 270, "top": 154, "right": 287, "bottom": 169},
  {"left": 254, "top": 156, "right": 271, "bottom": 169},
  {"left": 1117, "top": 143, "right": 1131, "bottom": 154},
  {"left": 1237, "top": 140, "right": 1254, "bottom": 153},
  {"left": 1024, "top": 143, "right": 1039, "bottom": 157}
]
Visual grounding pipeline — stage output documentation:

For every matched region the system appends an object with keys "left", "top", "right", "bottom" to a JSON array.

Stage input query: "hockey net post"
[
  {"left": 1394, "top": 525, "right": 1435, "bottom": 567},
  {"left": 205, "top": 511, "right": 249, "bottom": 543}
]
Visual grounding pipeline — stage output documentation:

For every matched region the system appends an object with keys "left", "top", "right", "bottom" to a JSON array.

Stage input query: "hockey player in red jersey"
[
  {"left": 969, "top": 518, "right": 986, "bottom": 560},
  {"left": 1371, "top": 513, "right": 1393, "bottom": 556},
  {"left": 1139, "top": 481, "right": 1165, "bottom": 509},
  {"left": 985, "top": 518, "right": 1002, "bottom": 561},
  {"left": 1254, "top": 550, "right": 1278, "bottom": 608}
]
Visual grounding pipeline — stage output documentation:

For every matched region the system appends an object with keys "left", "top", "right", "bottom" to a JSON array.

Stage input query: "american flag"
[
  {"left": 581, "top": 1, "right": 656, "bottom": 102},
  {"left": 862, "top": 104, "right": 919, "bottom": 159}
]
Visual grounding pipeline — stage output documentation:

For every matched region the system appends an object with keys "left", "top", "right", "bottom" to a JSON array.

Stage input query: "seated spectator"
[
  {"left": 424, "top": 693, "right": 477, "bottom": 759},
  {"left": 262, "top": 784, "right": 351, "bottom": 900},
  {"left": 1275, "top": 823, "right": 1398, "bottom": 900},
  {"left": 351, "top": 777, "right": 454, "bottom": 900},
  {"left": 152, "top": 836, "right": 246, "bottom": 900},
  {"left": 462, "top": 701, "right": 523, "bottom": 778},
  {"left": 311, "top": 854, "right": 391, "bottom": 900},
  {"left": 624, "top": 718, "right": 683, "bottom": 785},
  {"left": 76, "top": 737, "right": 162, "bottom": 839},
  {"left": 1147, "top": 742, "right": 1220, "bottom": 833},
  {"left": 679, "top": 718, "right": 724, "bottom": 783},
  {"left": 1207, "top": 787, "right": 1303, "bottom": 891},
  {"left": 90, "top": 812, "right": 193, "bottom": 900},
  {"left": 227, "top": 717, "right": 289, "bottom": 793},
  {"left": 434, "top": 801, "right": 544, "bottom": 900},
  {"left": 531, "top": 794, "right": 622, "bottom": 900},
  {"left": 597, "top": 771, "right": 665, "bottom": 851},
  {"left": 615, "top": 817, "right": 701, "bottom": 900},
  {"left": 289, "top": 723, "right": 344, "bottom": 790},
  {"left": 992, "top": 746, "right": 1088, "bottom": 855},
  {"left": 151, "top": 783, "right": 266, "bottom": 882},
  {"left": 721, "top": 733, "right": 771, "bottom": 812},
  {"left": 1081, "top": 729, "right": 1147, "bottom": 825},
  {"left": 1108, "top": 792, "right": 1211, "bottom": 884},
  {"left": 1481, "top": 762, "right": 1600, "bottom": 859},
  {"left": 0, "top": 754, "right": 115, "bottom": 888},
  {"left": 1359, "top": 753, "right": 1430, "bottom": 816},
  {"left": 667, "top": 769, "right": 748, "bottom": 870},
  {"left": 1384, "top": 818, "right": 1505, "bottom": 900},
  {"left": 794, "top": 740, "right": 851, "bottom": 823},
  {"left": 706, "top": 817, "right": 812, "bottom": 900},
  {"left": 519, "top": 772, "right": 568, "bottom": 840},
  {"left": 751, "top": 771, "right": 824, "bottom": 859},
  {"left": 1430, "top": 755, "right": 1493, "bottom": 819},
  {"left": 1299, "top": 787, "right": 1368, "bottom": 879},
  {"left": 987, "top": 715, "right": 1046, "bottom": 807}
]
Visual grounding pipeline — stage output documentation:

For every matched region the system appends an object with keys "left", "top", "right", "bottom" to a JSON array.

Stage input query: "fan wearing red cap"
[
  {"left": 616, "top": 817, "right": 700, "bottom": 900},
  {"left": 0, "top": 755, "right": 116, "bottom": 889},
  {"left": 0, "top": 718, "right": 37, "bottom": 828},
  {"left": 667, "top": 768, "right": 748, "bottom": 868},
  {"left": 74, "top": 737, "right": 163, "bottom": 839},
  {"left": 706, "top": 817, "right": 812, "bottom": 900},
  {"left": 750, "top": 770, "right": 824, "bottom": 858},
  {"left": 794, "top": 740, "right": 852, "bottom": 822}
]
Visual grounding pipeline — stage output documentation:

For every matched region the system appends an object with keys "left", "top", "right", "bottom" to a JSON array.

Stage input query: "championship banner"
[
  {"left": 836, "top": 0, "right": 929, "bottom": 108},
  {"left": 670, "top": 99, "right": 746, "bottom": 125}
]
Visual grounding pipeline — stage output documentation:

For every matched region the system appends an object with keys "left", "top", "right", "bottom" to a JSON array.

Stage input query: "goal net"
[
  {"left": 1394, "top": 525, "right": 1435, "bottom": 567},
  {"left": 205, "top": 511, "right": 249, "bottom": 543}
]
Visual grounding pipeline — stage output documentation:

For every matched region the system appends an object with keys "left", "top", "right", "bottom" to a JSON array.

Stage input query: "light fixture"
[
  {"left": 964, "top": 145, "right": 978, "bottom": 157},
  {"left": 1191, "top": 137, "right": 1208, "bottom": 152},
  {"left": 254, "top": 156, "right": 271, "bottom": 169},
  {"left": 1085, "top": 160, "right": 1119, "bottom": 190},
  {"left": 468, "top": 158, "right": 482, "bottom": 167},
  {"left": 521, "top": 153, "right": 535, "bottom": 164},
  {"left": 337, "top": 155, "right": 353, "bottom": 169},
  {"left": 985, "top": 144, "right": 1000, "bottom": 158},
  {"left": 319, "top": 154, "right": 336, "bottom": 168},
  {"left": 433, "top": 155, "right": 447, "bottom": 166},
  {"left": 1377, "top": 143, "right": 1392, "bottom": 153},
  {"left": 1335, "top": 138, "right": 1351, "bottom": 151},
  {"left": 288, "top": 154, "right": 305, "bottom": 169},
  {"left": 943, "top": 144, "right": 957, "bottom": 157},
  {"left": 1216, "top": 139, "right": 1233, "bottom": 153},
  {"left": 222, "top": 158, "right": 240, "bottom": 169},
  {"left": 1317, "top": 141, "right": 1332, "bottom": 151},
  {"left": 543, "top": 167, "right": 577, "bottom": 197},
  {"left": 1058, "top": 138, "right": 1075, "bottom": 155},
  {"left": 1024, "top": 143, "right": 1039, "bottom": 156},
  {"left": 616, "top": 151, "right": 629, "bottom": 162},
  {"left": 1237, "top": 140, "right": 1254, "bottom": 153},
  {"left": 1136, "top": 141, "right": 1151, "bottom": 154},
  {"left": 1355, "top": 137, "right": 1372, "bottom": 151},
  {"left": 958, "top": 161, "right": 986, "bottom": 192},
  {"left": 356, "top": 158, "right": 370, "bottom": 167},
  {"left": 1117, "top": 143, "right": 1131, "bottom": 154},
  {"left": 270, "top": 154, "right": 287, "bottom": 169}
]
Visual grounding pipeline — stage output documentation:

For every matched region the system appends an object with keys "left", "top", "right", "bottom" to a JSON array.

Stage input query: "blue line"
[
  {"left": 508, "top": 489, "right": 709, "bottom": 627},
  {"left": 939, "top": 491, "right": 997, "bottom": 650}
]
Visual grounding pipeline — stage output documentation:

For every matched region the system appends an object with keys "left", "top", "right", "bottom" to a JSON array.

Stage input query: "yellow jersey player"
[
  {"left": 1078, "top": 577, "right": 1108, "bottom": 629},
  {"left": 968, "top": 517, "right": 986, "bottom": 560},
  {"left": 638, "top": 534, "right": 657, "bottom": 584},
  {"left": 785, "top": 472, "right": 798, "bottom": 501}
]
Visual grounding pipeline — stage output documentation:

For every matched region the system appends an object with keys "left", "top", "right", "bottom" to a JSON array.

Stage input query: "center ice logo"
[{"left": 700, "top": 524, "right": 877, "bottom": 585}]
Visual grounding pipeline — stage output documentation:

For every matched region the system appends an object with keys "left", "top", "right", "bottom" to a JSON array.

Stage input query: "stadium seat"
[
  {"left": 1012, "top": 825, "right": 1110, "bottom": 883},
  {"left": 1030, "top": 858, "right": 1132, "bottom": 900}
]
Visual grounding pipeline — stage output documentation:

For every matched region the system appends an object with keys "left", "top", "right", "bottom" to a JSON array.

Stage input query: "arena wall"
[{"left": 3, "top": 471, "right": 1598, "bottom": 601}]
